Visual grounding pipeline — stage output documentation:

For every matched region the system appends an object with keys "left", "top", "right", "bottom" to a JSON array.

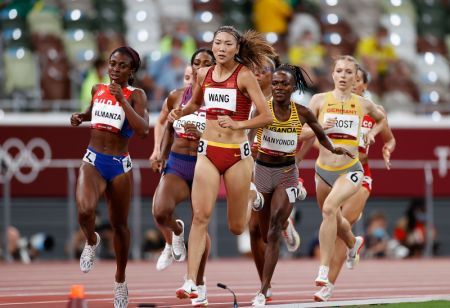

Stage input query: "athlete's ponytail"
[{"left": 275, "top": 64, "right": 311, "bottom": 93}]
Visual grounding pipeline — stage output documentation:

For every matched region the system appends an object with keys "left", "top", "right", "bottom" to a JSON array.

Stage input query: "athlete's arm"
[
  {"left": 298, "top": 104, "right": 354, "bottom": 158},
  {"left": 378, "top": 106, "right": 396, "bottom": 169},
  {"left": 218, "top": 68, "right": 272, "bottom": 130},
  {"left": 70, "top": 84, "right": 99, "bottom": 126},
  {"left": 168, "top": 68, "right": 207, "bottom": 122},
  {"left": 363, "top": 98, "right": 386, "bottom": 146}
]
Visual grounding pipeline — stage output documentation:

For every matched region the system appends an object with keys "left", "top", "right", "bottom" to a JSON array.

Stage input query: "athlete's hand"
[
  {"left": 183, "top": 123, "right": 202, "bottom": 139},
  {"left": 332, "top": 147, "right": 355, "bottom": 159},
  {"left": 364, "top": 132, "right": 376, "bottom": 146},
  {"left": 108, "top": 80, "right": 125, "bottom": 103},
  {"left": 148, "top": 150, "right": 160, "bottom": 172},
  {"left": 70, "top": 113, "right": 83, "bottom": 126},
  {"left": 322, "top": 118, "right": 336, "bottom": 130},
  {"left": 217, "top": 115, "right": 240, "bottom": 129},
  {"left": 168, "top": 106, "right": 183, "bottom": 123},
  {"left": 382, "top": 145, "right": 392, "bottom": 170}
]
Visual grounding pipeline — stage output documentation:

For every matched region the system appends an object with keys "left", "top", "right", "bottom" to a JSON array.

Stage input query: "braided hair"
[
  {"left": 110, "top": 46, "right": 141, "bottom": 85},
  {"left": 274, "top": 64, "right": 311, "bottom": 93}
]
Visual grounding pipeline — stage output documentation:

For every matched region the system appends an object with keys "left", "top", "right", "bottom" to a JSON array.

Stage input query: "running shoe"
[
  {"left": 315, "top": 265, "right": 330, "bottom": 286},
  {"left": 346, "top": 236, "right": 365, "bottom": 269},
  {"left": 172, "top": 219, "right": 186, "bottom": 262},
  {"left": 282, "top": 217, "right": 301, "bottom": 252},
  {"left": 79, "top": 232, "right": 100, "bottom": 273},
  {"left": 265, "top": 287, "right": 272, "bottom": 302},
  {"left": 156, "top": 243, "right": 173, "bottom": 271},
  {"left": 176, "top": 278, "right": 198, "bottom": 299},
  {"left": 252, "top": 191, "right": 264, "bottom": 211},
  {"left": 114, "top": 281, "right": 128, "bottom": 308},
  {"left": 297, "top": 178, "right": 307, "bottom": 200},
  {"left": 314, "top": 283, "right": 334, "bottom": 302},
  {"left": 252, "top": 292, "right": 266, "bottom": 307},
  {"left": 191, "top": 284, "right": 208, "bottom": 307}
]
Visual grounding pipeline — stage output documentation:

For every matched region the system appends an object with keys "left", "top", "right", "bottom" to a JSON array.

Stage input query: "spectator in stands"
[
  {"left": 288, "top": 29, "right": 326, "bottom": 87},
  {"left": 394, "top": 198, "right": 438, "bottom": 257},
  {"left": 252, "top": 0, "right": 293, "bottom": 36},
  {"left": 159, "top": 21, "right": 196, "bottom": 63},
  {"left": 364, "top": 211, "right": 390, "bottom": 259},
  {"left": 356, "top": 25, "right": 397, "bottom": 94},
  {"left": 149, "top": 36, "right": 187, "bottom": 110},
  {"left": 79, "top": 58, "right": 109, "bottom": 111}
]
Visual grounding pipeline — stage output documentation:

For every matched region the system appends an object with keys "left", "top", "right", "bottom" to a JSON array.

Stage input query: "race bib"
[
  {"left": 324, "top": 113, "right": 359, "bottom": 140},
  {"left": 173, "top": 112, "right": 206, "bottom": 140},
  {"left": 91, "top": 99, "right": 126, "bottom": 133},
  {"left": 204, "top": 87, "right": 237, "bottom": 114},
  {"left": 346, "top": 171, "right": 363, "bottom": 186},
  {"left": 83, "top": 149, "right": 96, "bottom": 165},
  {"left": 260, "top": 129, "right": 297, "bottom": 155}
]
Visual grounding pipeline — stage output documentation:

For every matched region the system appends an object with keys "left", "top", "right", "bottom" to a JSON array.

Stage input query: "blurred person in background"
[
  {"left": 151, "top": 48, "right": 215, "bottom": 307},
  {"left": 70, "top": 46, "right": 149, "bottom": 308},
  {"left": 394, "top": 198, "right": 438, "bottom": 257},
  {"left": 364, "top": 211, "right": 390, "bottom": 259},
  {"left": 168, "top": 25, "right": 276, "bottom": 300},
  {"left": 313, "top": 65, "right": 395, "bottom": 302},
  {"left": 288, "top": 29, "right": 326, "bottom": 88},
  {"left": 80, "top": 58, "right": 109, "bottom": 111},
  {"left": 149, "top": 36, "right": 187, "bottom": 109},
  {"left": 252, "top": 0, "right": 293, "bottom": 36},
  {"left": 356, "top": 25, "right": 397, "bottom": 95},
  {"left": 159, "top": 21, "right": 197, "bottom": 63}
]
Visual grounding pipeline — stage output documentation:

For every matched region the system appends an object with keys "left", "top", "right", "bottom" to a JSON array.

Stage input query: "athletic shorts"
[
  {"left": 315, "top": 158, "right": 363, "bottom": 187},
  {"left": 163, "top": 151, "right": 197, "bottom": 187},
  {"left": 82, "top": 147, "right": 132, "bottom": 182},
  {"left": 361, "top": 162, "right": 372, "bottom": 192},
  {"left": 197, "top": 139, "right": 251, "bottom": 175},
  {"left": 255, "top": 160, "right": 299, "bottom": 203}
]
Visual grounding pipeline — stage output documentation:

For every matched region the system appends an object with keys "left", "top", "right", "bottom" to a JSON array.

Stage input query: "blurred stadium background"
[{"left": 0, "top": 0, "right": 449, "bottom": 262}]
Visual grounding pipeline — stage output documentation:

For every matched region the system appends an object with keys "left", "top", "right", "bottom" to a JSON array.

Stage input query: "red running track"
[{"left": 0, "top": 258, "right": 450, "bottom": 307}]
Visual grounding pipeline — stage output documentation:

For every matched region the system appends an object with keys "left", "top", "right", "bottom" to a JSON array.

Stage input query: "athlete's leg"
[
  {"left": 105, "top": 171, "right": 132, "bottom": 283},
  {"left": 152, "top": 174, "right": 191, "bottom": 242},
  {"left": 318, "top": 173, "right": 361, "bottom": 268},
  {"left": 76, "top": 163, "right": 107, "bottom": 245},
  {"left": 196, "top": 232, "right": 211, "bottom": 285},
  {"left": 329, "top": 187, "right": 370, "bottom": 284},
  {"left": 186, "top": 155, "right": 220, "bottom": 281},
  {"left": 249, "top": 193, "right": 271, "bottom": 282},
  {"left": 223, "top": 157, "right": 254, "bottom": 235},
  {"left": 260, "top": 187, "right": 292, "bottom": 296}
]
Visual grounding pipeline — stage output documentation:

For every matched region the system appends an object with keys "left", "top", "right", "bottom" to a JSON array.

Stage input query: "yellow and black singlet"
[{"left": 256, "top": 100, "right": 302, "bottom": 157}]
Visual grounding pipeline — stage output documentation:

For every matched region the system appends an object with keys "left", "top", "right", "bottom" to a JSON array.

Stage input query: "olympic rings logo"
[{"left": 0, "top": 138, "right": 52, "bottom": 184}]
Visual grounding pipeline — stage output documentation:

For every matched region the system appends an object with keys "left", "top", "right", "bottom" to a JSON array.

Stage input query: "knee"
[
  {"left": 229, "top": 221, "right": 246, "bottom": 235},
  {"left": 192, "top": 210, "right": 211, "bottom": 228},
  {"left": 267, "top": 219, "right": 283, "bottom": 241},
  {"left": 322, "top": 204, "right": 337, "bottom": 220},
  {"left": 153, "top": 207, "right": 171, "bottom": 226},
  {"left": 77, "top": 201, "right": 96, "bottom": 222},
  {"left": 110, "top": 223, "right": 128, "bottom": 234}
]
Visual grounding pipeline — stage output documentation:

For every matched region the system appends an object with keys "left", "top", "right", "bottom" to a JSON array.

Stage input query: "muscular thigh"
[
  {"left": 76, "top": 163, "right": 107, "bottom": 205},
  {"left": 341, "top": 186, "right": 370, "bottom": 224},
  {"left": 325, "top": 171, "right": 363, "bottom": 209},
  {"left": 153, "top": 174, "right": 191, "bottom": 212},
  {"left": 105, "top": 172, "right": 132, "bottom": 225},
  {"left": 191, "top": 155, "right": 220, "bottom": 220},
  {"left": 223, "top": 157, "right": 253, "bottom": 221},
  {"left": 270, "top": 187, "right": 293, "bottom": 226},
  {"left": 315, "top": 174, "right": 332, "bottom": 210}
]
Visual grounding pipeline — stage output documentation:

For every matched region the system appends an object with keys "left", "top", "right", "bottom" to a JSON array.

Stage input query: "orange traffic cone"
[{"left": 67, "top": 285, "right": 88, "bottom": 308}]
